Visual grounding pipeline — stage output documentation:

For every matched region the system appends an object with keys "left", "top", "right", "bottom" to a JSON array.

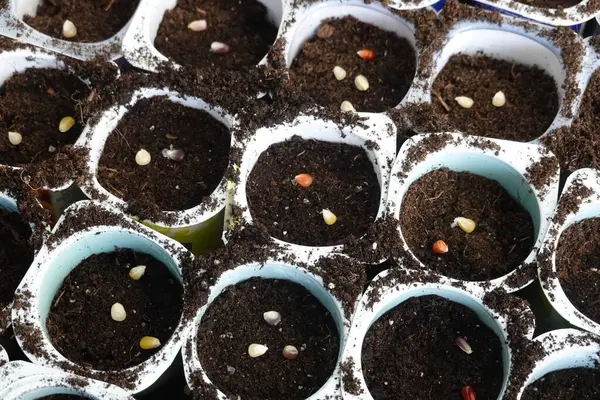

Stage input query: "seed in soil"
[
  {"left": 455, "top": 336, "right": 473, "bottom": 354},
  {"left": 362, "top": 295, "right": 503, "bottom": 399},
  {"left": 290, "top": 16, "right": 417, "bottom": 112},
  {"left": 432, "top": 239, "right": 449, "bottom": 254},
  {"left": 492, "top": 91, "right": 506, "bottom": 107},
  {"left": 357, "top": 49, "right": 375, "bottom": 61},
  {"left": 295, "top": 174, "right": 313, "bottom": 188},
  {"left": 97, "top": 96, "right": 231, "bottom": 213},
  {"left": 462, "top": 385, "right": 476, "bottom": 400},
  {"left": 188, "top": 20, "right": 207, "bottom": 32},
  {"left": 521, "top": 367, "right": 600, "bottom": 399},
  {"left": 282, "top": 345, "right": 298, "bottom": 360},
  {"left": 154, "top": 0, "right": 278, "bottom": 69},
  {"left": 248, "top": 343, "right": 269, "bottom": 358},
  {"left": 140, "top": 336, "right": 161, "bottom": 350},
  {"left": 322, "top": 209, "right": 337, "bottom": 226},
  {"left": 8, "top": 131, "right": 22, "bottom": 146},
  {"left": 210, "top": 42, "right": 230, "bottom": 54},
  {"left": 400, "top": 168, "right": 534, "bottom": 281},
  {"left": 62, "top": 20, "right": 77, "bottom": 38},
  {"left": 556, "top": 217, "right": 600, "bottom": 324},
  {"left": 23, "top": 0, "right": 141, "bottom": 43},
  {"left": 161, "top": 145, "right": 185, "bottom": 162},
  {"left": 455, "top": 96, "right": 474, "bottom": 109},
  {"left": 59, "top": 116, "right": 75, "bottom": 133},
  {"left": 333, "top": 66, "right": 347, "bottom": 81},
  {"left": 355, "top": 75, "right": 369, "bottom": 92},
  {"left": 432, "top": 54, "right": 558, "bottom": 142},
  {"left": 451, "top": 217, "right": 476, "bottom": 234},
  {"left": 0, "top": 68, "right": 90, "bottom": 166},
  {"left": 110, "top": 302, "right": 126, "bottom": 322},
  {"left": 246, "top": 137, "right": 380, "bottom": 246},
  {"left": 128, "top": 265, "right": 146, "bottom": 280},
  {"left": 46, "top": 250, "right": 183, "bottom": 370},
  {"left": 263, "top": 310, "right": 281, "bottom": 326},
  {"left": 135, "top": 149, "right": 151, "bottom": 166},
  {"left": 0, "top": 210, "right": 35, "bottom": 308},
  {"left": 198, "top": 278, "right": 339, "bottom": 400},
  {"left": 341, "top": 100, "right": 356, "bottom": 112}
]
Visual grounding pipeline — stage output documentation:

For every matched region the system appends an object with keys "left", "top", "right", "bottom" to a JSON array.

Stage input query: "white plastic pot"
[
  {"left": 77, "top": 87, "right": 238, "bottom": 255},
  {"left": 340, "top": 268, "right": 534, "bottom": 400},
  {"left": 282, "top": 0, "right": 419, "bottom": 110},
  {"left": 516, "top": 328, "right": 600, "bottom": 398},
  {"left": 0, "top": 344, "right": 8, "bottom": 365},
  {"left": 122, "top": 0, "right": 287, "bottom": 72},
  {"left": 231, "top": 113, "right": 397, "bottom": 264},
  {"left": 0, "top": 0, "right": 140, "bottom": 60},
  {"left": 182, "top": 260, "right": 349, "bottom": 399},
  {"left": 388, "top": 132, "right": 560, "bottom": 291},
  {"left": 468, "top": 0, "right": 596, "bottom": 31},
  {"left": 0, "top": 361, "right": 135, "bottom": 399},
  {"left": 11, "top": 200, "right": 192, "bottom": 394},
  {"left": 538, "top": 168, "right": 600, "bottom": 337},
  {"left": 405, "top": 17, "right": 587, "bottom": 143},
  {"left": 0, "top": 48, "right": 109, "bottom": 219}
]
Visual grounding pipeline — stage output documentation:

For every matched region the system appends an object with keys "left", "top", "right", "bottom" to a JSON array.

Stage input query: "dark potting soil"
[
  {"left": 556, "top": 218, "right": 600, "bottom": 324},
  {"left": 36, "top": 395, "right": 88, "bottom": 400},
  {"left": 23, "top": 0, "right": 140, "bottom": 43},
  {"left": 0, "top": 210, "right": 34, "bottom": 308},
  {"left": 544, "top": 68, "right": 600, "bottom": 173},
  {"left": 97, "top": 96, "right": 231, "bottom": 214},
  {"left": 0, "top": 68, "right": 90, "bottom": 166},
  {"left": 432, "top": 54, "right": 559, "bottom": 142},
  {"left": 46, "top": 250, "right": 183, "bottom": 370},
  {"left": 515, "top": 0, "right": 581, "bottom": 8},
  {"left": 154, "top": 0, "right": 278, "bottom": 69},
  {"left": 290, "top": 17, "right": 417, "bottom": 113},
  {"left": 362, "top": 295, "right": 504, "bottom": 400},
  {"left": 521, "top": 368, "right": 600, "bottom": 399},
  {"left": 198, "top": 278, "right": 339, "bottom": 400},
  {"left": 246, "top": 136, "right": 381, "bottom": 246},
  {"left": 400, "top": 168, "right": 535, "bottom": 281}
]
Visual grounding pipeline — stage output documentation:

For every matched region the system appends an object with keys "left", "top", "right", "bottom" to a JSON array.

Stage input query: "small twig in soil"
[
  {"left": 53, "top": 290, "right": 66, "bottom": 308},
  {"left": 105, "top": 0, "right": 116, "bottom": 11},
  {"left": 431, "top": 89, "right": 450, "bottom": 112},
  {"left": 508, "top": 244, "right": 517, "bottom": 254},
  {"left": 425, "top": 190, "right": 444, "bottom": 202}
]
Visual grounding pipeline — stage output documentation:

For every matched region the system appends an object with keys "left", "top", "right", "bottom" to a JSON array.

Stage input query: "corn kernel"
[{"left": 140, "top": 336, "right": 161, "bottom": 350}]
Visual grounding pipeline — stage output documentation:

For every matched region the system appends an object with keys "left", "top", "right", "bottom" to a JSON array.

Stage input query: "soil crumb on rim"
[
  {"left": 556, "top": 217, "right": 600, "bottom": 324},
  {"left": 46, "top": 250, "right": 183, "bottom": 371},
  {"left": 521, "top": 367, "right": 600, "bottom": 399},
  {"left": 155, "top": 0, "right": 278, "bottom": 69},
  {"left": 432, "top": 53, "right": 559, "bottom": 142},
  {"left": 400, "top": 168, "right": 535, "bottom": 281},
  {"left": 362, "top": 295, "right": 504, "bottom": 399},
  {"left": 197, "top": 278, "right": 339, "bottom": 400},
  {"left": 246, "top": 136, "right": 381, "bottom": 246},
  {"left": 97, "top": 96, "right": 231, "bottom": 220},
  {"left": 290, "top": 16, "right": 417, "bottom": 113},
  {"left": 22, "top": 0, "right": 140, "bottom": 43}
]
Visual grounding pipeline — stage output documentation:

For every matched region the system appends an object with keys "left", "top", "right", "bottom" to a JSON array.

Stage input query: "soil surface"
[
  {"left": 37, "top": 395, "right": 88, "bottom": 399},
  {"left": 0, "top": 210, "right": 35, "bottom": 308},
  {"left": 400, "top": 168, "right": 535, "bottom": 281},
  {"left": 23, "top": 0, "right": 140, "bottom": 42},
  {"left": 556, "top": 217, "right": 600, "bottom": 324},
  {"left": 362, "top": 295, "right": 504, "bottom": 400},
  {"left": 515, "top": 0, "right": 580, "bottom": 8},
  {"left": 432, "top": 54, "right": 558, "bottom": 142},
  {"left": 544, "top": 68, "right": 600, "bottom": 173},
  {"left": 97, "top": 96, "right": 231, "bottom": 214},
  {"left": 521, "top": 367, "right": 600, "bottom": 399},
  {"left": 290, "top": 17, "right": 417, "bottom": 113},
  {"left": 46, "top": 250, "right": 183, "bottom": 370},
  {"left": 246, "top": 136, "right": 380, "bottom": 246},
  {"left": 0, "top": 68, "right": 90, "bottom": 166},
  {"left": 198, "top": 278, "right": 339, "bottom": 400},
  {"left": 155, "top": 0, "right": 278, "bottom": 69}
]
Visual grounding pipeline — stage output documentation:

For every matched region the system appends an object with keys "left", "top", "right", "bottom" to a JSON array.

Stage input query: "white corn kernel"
[
  {"left": 354, "top": 75, "right": 369, "bottom": 91},
  {"left": 492, "top": 91, "right": 506, "bottom": 107},
  {"left": 8, "top": 131, "right": 22, "bottom": 146},
  {"left": 135, "top": 149, "right": 151, "bottom": 166},
  {"left": 248, "top": 343, "right": 268, "bottom": 358},
  {"left": 333, "top": 66, "right": 347, "bottom": 81},
  {"left": 263, "top": 311, "right": 281, "bottom": 326},
  {"left": 111, "top": 302, "right": 126, "bottom": 322},
  {"left": 63, "top": 20, "right": 77, "bottom": 39},
  {"left": 451, "top": 217, "right": 477, "bottom": 233},
  {"left": 340, "top": 101, "right": 355, "bottom": 113},
  {"left": 187, "top": 20, "right": 207, "bottom": 31},
  {"left": 455, "top": 96, "right": 474, "bottom": 109},
  {"left": 322, "top": 209, "right": 337, "bottom": 226},
  {"left": 129, "top": 265, "right": 146, "bottom": 280}
]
